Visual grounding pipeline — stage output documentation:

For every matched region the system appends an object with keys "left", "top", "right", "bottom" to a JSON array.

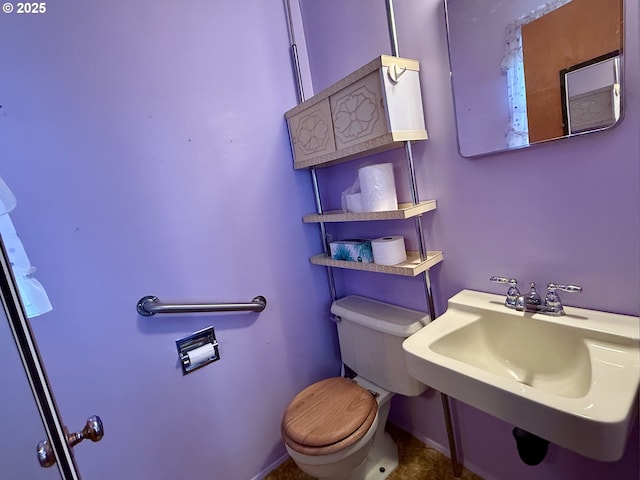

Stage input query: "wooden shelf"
[
  {"left": 310, "top": 251, "right": 443, "bottom": 277},
  {"left": 291, "top": 133, "right": 427, "bottom": 170},
  {"left": 303, "top": 201, "right": 437, "bottom": 223}
]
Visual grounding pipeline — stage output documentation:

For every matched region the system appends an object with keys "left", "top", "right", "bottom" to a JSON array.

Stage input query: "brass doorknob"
[{"left": 37, "top": 415, "right": 104, "bottom": 468}]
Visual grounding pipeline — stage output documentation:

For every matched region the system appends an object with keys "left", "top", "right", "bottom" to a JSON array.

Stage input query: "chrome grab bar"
[{"left": 136, "top": 295, "right": 267, "bottom": 316}]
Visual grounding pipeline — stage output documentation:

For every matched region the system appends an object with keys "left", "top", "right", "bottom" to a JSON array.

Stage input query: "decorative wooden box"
[{"left": 285, "top": 55, "right": 428, "bottom": 170}]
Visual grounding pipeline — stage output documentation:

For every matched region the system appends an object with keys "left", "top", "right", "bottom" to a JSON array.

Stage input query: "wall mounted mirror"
[{"left": 444, "top": 0, "right": 624, "bottom": 157}]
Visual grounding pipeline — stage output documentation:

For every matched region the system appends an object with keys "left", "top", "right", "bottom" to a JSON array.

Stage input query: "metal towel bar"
[{"left": 136, "top": 295, "right": 267, "bottom": 316}]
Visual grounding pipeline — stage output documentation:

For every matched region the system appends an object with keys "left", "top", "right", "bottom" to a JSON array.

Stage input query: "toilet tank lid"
[{"left": 331, "top": 295, "right": 429, "bottom": 337}]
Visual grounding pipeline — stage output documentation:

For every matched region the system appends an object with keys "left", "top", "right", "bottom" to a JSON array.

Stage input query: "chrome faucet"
[
  {"left": 490, "top": 276, "right": 582, "bottom": 316},
  {"left": 489, "top": 276, "right": 520, "bottom": 308},
  {"left": 542, "top": 283, "right": 583, "bottom": 316},
  {"left": 514, "top": 282, "right": 542, "bottom": 313}
]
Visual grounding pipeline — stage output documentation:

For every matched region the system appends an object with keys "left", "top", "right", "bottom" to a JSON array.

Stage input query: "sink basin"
[{"left": 402, "top": 289, "right": 640, "bottom": 461}]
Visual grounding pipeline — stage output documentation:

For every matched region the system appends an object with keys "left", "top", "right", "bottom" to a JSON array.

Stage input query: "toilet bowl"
[
  {"left": 282, "top": 376, "right": 396, "bottom": 480},
  {"left": 280, "top": 295, "right": 429, "bottom": 479}
]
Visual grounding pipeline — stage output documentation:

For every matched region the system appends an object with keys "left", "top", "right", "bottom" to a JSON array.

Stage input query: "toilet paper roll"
[
  {"left": 361, "top": 191, "right": 398, "bottom": 212},
  {"left": 358, "top": 163, "right": 398, "bottom": 212},
  {"left": 345, "top": 193, "right": 365, "bottom": 213},
  {"left": 187, "top": 343, "right": 216, "bottom": 366},
  {"left": 371, "top": 236, "right": 407, "bottom": 266},
  {"left": 358, "top": 163, "right": 396, "bottom": 193}
]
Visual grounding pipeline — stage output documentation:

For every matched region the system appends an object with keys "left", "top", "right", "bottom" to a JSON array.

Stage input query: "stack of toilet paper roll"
[
  {"left": 371, "top": 236, "right": 407, "bottom": 265},
  {"left": 345, "top": 163, "right": 398, "bottom": 213}
]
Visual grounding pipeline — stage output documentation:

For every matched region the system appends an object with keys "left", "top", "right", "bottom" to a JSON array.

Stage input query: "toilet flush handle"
[{"left": 37, "top": 415, "right": 104, "bottom": 468}]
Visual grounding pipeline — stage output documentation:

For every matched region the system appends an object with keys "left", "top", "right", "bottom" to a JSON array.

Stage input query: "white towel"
[{"left": 0, "top": 176, "right": 52, "bottom": 318}]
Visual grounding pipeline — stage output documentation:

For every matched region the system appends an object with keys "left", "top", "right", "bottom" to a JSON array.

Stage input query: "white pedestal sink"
[{"left": 402, "top": 289, "right": 640, "bottom": 462}]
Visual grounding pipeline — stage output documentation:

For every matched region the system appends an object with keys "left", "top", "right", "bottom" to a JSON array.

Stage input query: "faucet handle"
[
  {"left": 489, "top": 276, "right": 520, "bottom": 308},
  {"left": 547, "top": 283, "right": 583, "bottom": 294},
  {"left": 544, "top": 283, "right": 583, "bottom": 315}
]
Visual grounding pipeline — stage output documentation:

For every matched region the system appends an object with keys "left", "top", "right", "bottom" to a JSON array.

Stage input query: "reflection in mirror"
[
  {"left": 445, "top": 0, "right": 624, "bottom": 157},
  {"left": 560, "top": 52, "right": 620, "bottom": 135}
]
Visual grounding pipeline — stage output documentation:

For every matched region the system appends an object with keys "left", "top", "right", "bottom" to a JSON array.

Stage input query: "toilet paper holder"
[{"left": 176, "top": 326, "right": 220, "bottom": 375}]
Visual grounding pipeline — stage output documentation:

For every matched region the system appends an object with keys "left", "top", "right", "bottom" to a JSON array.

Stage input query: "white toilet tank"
[{"left": 330, "top": 295, "right": 429, "bottom": 397}]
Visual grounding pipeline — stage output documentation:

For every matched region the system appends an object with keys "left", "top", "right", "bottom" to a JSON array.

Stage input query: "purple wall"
[
  {"left": 1, "top": 1, "right": 637, "bottom": 479},
  {"left": 299, "top": 0, "right": 639, "bottom": 479},
  {"left": 0, "top": 2, "right": 341, "bottom": 479}
]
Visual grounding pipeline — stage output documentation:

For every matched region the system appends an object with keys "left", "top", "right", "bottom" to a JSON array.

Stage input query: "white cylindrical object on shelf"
[
  {"left": 361, "top": 191, "right": 398, "bottom": 212},
  {"left": 372, "top": 236, "right": 407, "bottom": 265},
  {"left": 358, "top": 163, "right": 398, "bottom": 211},
  {"left": 345, "top": 193, "right": 365, "bottom": 213},
  {"left": 358, "top": 163, "right": 395, "bottom": 192},
  {"left": 187, "top": 343, "right": 215, "bottom": 366}
]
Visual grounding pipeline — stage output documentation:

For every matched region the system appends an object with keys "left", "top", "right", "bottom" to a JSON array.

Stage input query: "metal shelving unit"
[{"left": 284, "top": 0, "right": 461, "bottom": 476}]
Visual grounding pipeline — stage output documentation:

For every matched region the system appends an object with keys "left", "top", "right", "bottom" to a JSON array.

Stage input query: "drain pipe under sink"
[{"left": 512, "top": 427, "right": 550, "bottom": 465}]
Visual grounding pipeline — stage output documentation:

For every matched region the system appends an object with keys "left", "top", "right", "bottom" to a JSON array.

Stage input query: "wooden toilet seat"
[{"left": 281, "top": 377, "right": 377, "bottom": 456}]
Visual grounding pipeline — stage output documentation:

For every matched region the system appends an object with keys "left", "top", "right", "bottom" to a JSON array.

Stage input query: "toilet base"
[{"left": 318, "top": 430, "right": 398, "bottom": 480}]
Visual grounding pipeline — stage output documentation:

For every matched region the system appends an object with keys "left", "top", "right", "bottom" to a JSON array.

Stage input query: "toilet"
[{"left": 281, "top": 295, "right": 429, "bottom": 479}]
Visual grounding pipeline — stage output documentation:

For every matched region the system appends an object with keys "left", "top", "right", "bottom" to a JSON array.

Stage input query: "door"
[{"left": 0, "top": 236, "right": 101, "bottom": 479}]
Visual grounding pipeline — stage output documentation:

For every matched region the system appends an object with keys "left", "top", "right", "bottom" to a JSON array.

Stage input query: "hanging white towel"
[
  {"left": 0, "top": 176, "right": 52, "bottom": 318},
  {"left": 0, "top": 176, "right": 17, "bottom": 215}
]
